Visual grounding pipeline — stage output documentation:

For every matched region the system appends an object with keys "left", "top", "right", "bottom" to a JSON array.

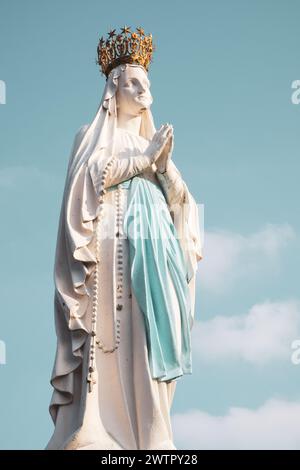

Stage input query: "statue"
[{"left": 45, "top": 26, "right": 202, "bottom": 450}]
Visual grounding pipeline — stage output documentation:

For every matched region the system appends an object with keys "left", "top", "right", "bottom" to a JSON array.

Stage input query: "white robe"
[{"left": 46, "top": 127, "right": 202, "bottom": 450}]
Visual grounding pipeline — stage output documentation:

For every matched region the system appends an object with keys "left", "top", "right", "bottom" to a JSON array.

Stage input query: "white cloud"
[
  {"left": 193, "top": 299, "right": 300, "bottom": 364},
  {"left": 172, "top": 399, "right": 300, "bottom": 449},
  {"left": 199, "top": 224, "right": 295, "bottom": 292}
]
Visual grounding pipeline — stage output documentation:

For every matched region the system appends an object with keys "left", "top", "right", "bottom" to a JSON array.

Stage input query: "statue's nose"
[{"left": 138, "top": 82, "right": 147, "bottom": 94}]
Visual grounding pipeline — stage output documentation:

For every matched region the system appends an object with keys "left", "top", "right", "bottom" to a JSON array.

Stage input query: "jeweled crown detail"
[{"left": 96, "top": 26, "right": 155, "bottom": 78}]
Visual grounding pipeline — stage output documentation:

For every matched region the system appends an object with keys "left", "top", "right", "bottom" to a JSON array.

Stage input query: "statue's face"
[{"left": 116, "top": 65, "right": 153, "bottom": 115}]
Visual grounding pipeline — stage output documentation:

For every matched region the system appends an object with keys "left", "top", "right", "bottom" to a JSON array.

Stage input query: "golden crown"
[{"left": 96, "top": 26, "right": 155, "bottom": 79}]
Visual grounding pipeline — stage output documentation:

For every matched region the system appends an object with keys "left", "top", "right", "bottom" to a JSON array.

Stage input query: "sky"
[{"left": 0, "top": 0, "right": 299, "bottom": 450}]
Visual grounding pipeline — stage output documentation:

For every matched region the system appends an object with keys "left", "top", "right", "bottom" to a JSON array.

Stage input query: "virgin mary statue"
[{"left": 45, "top": 26, "right": 202, "bottom": 450}]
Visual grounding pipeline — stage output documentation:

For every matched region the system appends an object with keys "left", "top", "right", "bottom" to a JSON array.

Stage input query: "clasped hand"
[{"left": 144, "top": 123, "right": 174, "bottom": 173}]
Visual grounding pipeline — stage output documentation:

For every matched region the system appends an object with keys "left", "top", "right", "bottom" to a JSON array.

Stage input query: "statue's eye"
[{"left": 125, "top": 78, "right": 149, "bottom": 88}]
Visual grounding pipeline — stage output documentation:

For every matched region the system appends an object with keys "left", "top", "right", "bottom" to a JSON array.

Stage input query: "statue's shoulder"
[
  {"left": 73, "top": 124, "right": 89, "bottom": 151},
  {"left": 66, "top": 124, "right": 89, "bottom": 170}
]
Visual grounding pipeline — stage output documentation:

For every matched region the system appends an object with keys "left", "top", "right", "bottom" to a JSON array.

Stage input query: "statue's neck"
[{"left": 117, "top": 113, "right": 142, "bottom": 137}]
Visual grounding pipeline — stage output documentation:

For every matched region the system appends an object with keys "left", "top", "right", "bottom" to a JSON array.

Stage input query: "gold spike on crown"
[{"left": 96, "top": 26, "right": 155, "bottom": 79}]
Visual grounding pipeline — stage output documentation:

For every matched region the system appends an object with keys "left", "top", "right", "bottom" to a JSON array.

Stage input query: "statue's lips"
[
  {"left": 136, "top": 95, "right": 148, "bottom": 102},
  {"left": 136, "top": 96, "right": 151, "bottom": 109}
]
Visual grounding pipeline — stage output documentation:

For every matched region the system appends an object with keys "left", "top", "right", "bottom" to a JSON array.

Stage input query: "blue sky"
[{"left": 0, "top": 0, "right": 299, "bottom": 449}]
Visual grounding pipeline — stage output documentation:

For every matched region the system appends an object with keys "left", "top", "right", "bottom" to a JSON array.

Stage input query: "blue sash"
[{"left": 122, "top": 175, "right": 192, "bottom": 382}]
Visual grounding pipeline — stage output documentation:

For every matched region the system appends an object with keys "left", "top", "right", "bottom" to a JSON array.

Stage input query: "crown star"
[
  {"left": 97, "top": 25, "right": 155, "bottom": 78},
  {"left": 121, "top": 25, "right": 131, "bottom": 34},
  {"left": 108, "top": 29, "right": 116, "bottom": 38}
]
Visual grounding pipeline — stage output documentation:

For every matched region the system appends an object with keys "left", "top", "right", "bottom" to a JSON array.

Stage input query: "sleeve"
[
  {"left": 88, "top": 151, "right": 154, "bottom": 199},
  {"left": 104, "top": 154, "right": 154, "bottom": 189},
  {"left": 155, "top": 159, "right": 186, "bottom": 206}
]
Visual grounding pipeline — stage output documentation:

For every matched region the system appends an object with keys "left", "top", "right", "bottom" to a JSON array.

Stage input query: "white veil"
[{"left": 66, "top": 63, "right": 156, "bottom": 188}]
